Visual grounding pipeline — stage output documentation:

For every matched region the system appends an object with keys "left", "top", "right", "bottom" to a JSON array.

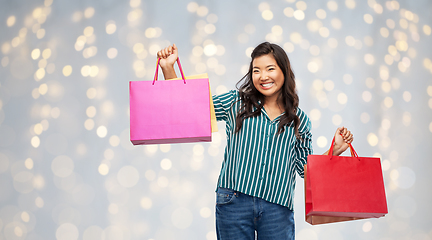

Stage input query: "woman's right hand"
[{"left": 157, "top": 44, "right": 178, "bottom": 69}]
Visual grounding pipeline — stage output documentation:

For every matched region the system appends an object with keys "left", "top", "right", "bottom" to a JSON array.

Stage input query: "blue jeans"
[{"left": 215, "top": 187, "right": 295, "bottom": 240}]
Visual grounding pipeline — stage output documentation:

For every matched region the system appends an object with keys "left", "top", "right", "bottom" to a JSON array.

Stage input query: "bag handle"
[
  {"left": 153, "top": 57, "right": 186, "bottom": 85},
  {"left": 328, "top": 134, "right": 358, "bottom": 157}
]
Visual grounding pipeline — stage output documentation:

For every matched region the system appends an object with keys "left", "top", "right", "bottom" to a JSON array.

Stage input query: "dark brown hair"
[{"left": 235, "top": 42, "right": 301, "bottom": 139}]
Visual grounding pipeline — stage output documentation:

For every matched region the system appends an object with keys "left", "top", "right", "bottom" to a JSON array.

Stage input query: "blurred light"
[
  {"left": 31, "top": 136, "right": 40, "bottom": 148},
  {"left": 207, "top": 13, "right": 218, "bottom": 23},
  {"left": 197, "top": 6, "right": 209, "bottom": 17},
  {"left": 35, "top": 197, "right": 44, "bottom": 208},
  {"left": 34, "top": 123, "right": 43, "bottom": 135},
  {"left": 200, "top": 207, "right": 212, "bottom": 218},
  {"left": 380, "top": 27, "right": 389, "bottom": 38},
  {"left": 403, "top": 112, "right": 411, "bottom": 126},
  {"left": 290, "top": 32, "right": 302, "bottom": 44},
  {"left": 106, "top": 21, "right": 116, "bottom": 35},
  {"left": 86, "top": 88, "right": 97, "bottom": 99},
  {"left": 31, "top": 49, "right": 41, "bottom": 60},
  {"left": 160, "top": 158, "right": 172, "bottom": 170},
  {"left": 362, "top": 91, "right": 372, "bottom": 102},
  {"left": 345, "top": 0, "right": 356, "bottom": 9},
  {"left": 423, "top": 25, "right": 432, "bottom": 35},
  {"left": 319, "top": 27, "right": 329, "bottom": 37},
  {"left": 293, "top": 10, "right": 305, "bottom": 20},
  {"left": 374, "top": 4, "right": 383, "bottom": 14},
  {"left": 364, "top": 14, "right": 373, "bottom": 24},
  {"left": 86, "top": 106, "right": 96, "bottom": 118},
  {"left": 97, "top": 126, "right": 108, "bottom": 138},
  {"left": 36, "top": 29, "right": 46, "bottom": 39},
  {"left": 327, "top": 1, "right": 338, "bottom": 11},
  {"left": 386, "top": 19, "right": 395, "bottom": 29},
  {"left": 361, "top": 112, "right": 370, "bottom": 123},
  {"left": 117, "top": 165, "right": 139, "bottom": 188},
  {"left": 62, "top": 65, "right": 72, "bottom": 76},
  {"left": 193, "top": 144, "right": 205, "bottom": 155},
  {"left": 381, "top": 82, "right": 391, "bottom": 93},
  {"left": 7, "top": 16, "right": 16, "bottom": 26},
  {"left": 108, "top": 135, "right": 120, "bottom": 147},
  {"left": 364, "top": 53, "right": 375, "bottom": 65},
  {"left": 309, "top": 109, "right": 321, "bottom": 121},
  {"left": 284, "top": 42, "right": 294, "bottom": 53},
  {"left": 140, "top": 197, "right": 152, "bottom": 209},
  {"left": 307, "top": 61, "right": 319, "bottom": 73},
  {"left": 98, "top": 164, "right": 109, "bottom": 175},
  {"left": 42, "top": 49, "right": 52, "bottom": 59},
  {"left": 204, "top": 24, "right": 216, "bottom": 34},
  {"left": 317, "top": 136, "right": 327, "bottom": 148},
  {"left": 172, "top": 207, "right": 193, "bottom": 229},
  {"left": 84, "top": 7, "right": 95, "bottom": 18},
  {"left": 56, "top": 223, "right": 79, "bottom": 240},
  {"left": 384, "top": 97, "right": 393, "bottom": 108},
  {"left": 309, "top": 45, "right": 320, "bottom": 56},
  {"left": 399, "top": 18, "right": 408, "bottom": 29},
  {"left": 51, "top": 107, "right": 60, "bottom": 119},
  {"left": 130, "top": 0, "right": 141, "bottom": 8},
  {"left": 403, "top": 91, "right": 412, "bottom": 102},
  {"left": 327, "top": 38, "right": 338, "bottom": 48},
  {"left": 187, "top": 2, "right": 199, "bottom": 12},
  {"left": 362, "top": 221, "right": 372, "bottom": 232},
  {"left": 296, "top": 1, "right": 307, "bottom": 10},
  {"left": 25, "top": 158, "right": 34, "bottom": 169},
  {"left": 384, "top": 54, "right": 394, "bottom": 65},
  {"left": 337, "top": 93, "right": 347, "bottom": 104},
  {"left": 284, "top": 7, "right": 294, "bottom": 17},
  {"left": 367, "top": 133, "right": 378, "bottom": 146},
  {"left": 159, "top": 144, "right": 171, "bottom": 153},
  {"left": 262, "top": 10, "right": 273, "bottom": 20},
  {"left": 332, "top": 114, "right": 342, "bottom": 126},
  {"left": 84, "top": 119, "right": 95, "bottom": 130},
  {"left": 343, "top": 74, "right": 353, "bottom": 84},
  {"left": 316, "top": 9, "right": 326, "bottom": 19},
  {"left": 51, "top": 155, "right": 74, "bottom": 178},
  {"left": 331, "top": 18, "right": 342, "bottom": 29}
]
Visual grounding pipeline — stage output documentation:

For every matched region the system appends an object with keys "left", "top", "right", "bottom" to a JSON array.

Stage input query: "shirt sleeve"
[
  {"left": 212, "top": 90, "right": 239, "bottom": 122},
  {"left": 293, "top": 109, "right": 313, "bottom": 178}
]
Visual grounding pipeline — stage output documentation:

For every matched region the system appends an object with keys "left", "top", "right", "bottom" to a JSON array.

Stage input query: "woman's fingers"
[{"left": 157, "top": 46, "right": 174, "bottom": 59}]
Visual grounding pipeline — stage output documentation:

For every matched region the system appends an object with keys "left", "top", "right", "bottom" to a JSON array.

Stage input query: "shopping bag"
[
  {"left": 168, "top": 73, "right": 218, "bottom": 133},
  {"left": 304, "top": 137, "right": 388, "bottom": 225},
  {"left": 129, "top": 58, "right": 211, "bottom": 145}
]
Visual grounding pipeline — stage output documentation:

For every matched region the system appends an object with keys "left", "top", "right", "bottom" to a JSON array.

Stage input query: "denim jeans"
[{"left": 215, "top": 187, "right": 295, "bottom": 240}]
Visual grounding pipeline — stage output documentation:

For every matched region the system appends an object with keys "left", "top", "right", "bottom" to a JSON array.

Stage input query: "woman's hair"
[{"left": 235, "top": 42, "right": 301, "bottom": 139}]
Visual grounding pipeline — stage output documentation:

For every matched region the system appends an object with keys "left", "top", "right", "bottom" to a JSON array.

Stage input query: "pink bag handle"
[
  {"left": 328, "top": 134, "right": 358, "bottom": 157},
  {"left": 153, "top": 57, "right": 186, "bottom": 85}
]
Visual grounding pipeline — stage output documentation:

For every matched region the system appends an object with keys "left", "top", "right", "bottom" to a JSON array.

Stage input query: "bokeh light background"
[{"left": 0, "top": 0, "right": 431, "bottom": 239}]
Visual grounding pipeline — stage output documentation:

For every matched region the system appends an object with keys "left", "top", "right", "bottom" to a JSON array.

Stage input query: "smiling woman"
[{"left": 157, "top": 41, "right": 353, "bottom": 240}]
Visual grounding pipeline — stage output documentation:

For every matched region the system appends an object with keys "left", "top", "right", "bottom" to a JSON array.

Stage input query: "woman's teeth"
[{"left": 262, "top": 83, "right": 273, "bottom": 87}]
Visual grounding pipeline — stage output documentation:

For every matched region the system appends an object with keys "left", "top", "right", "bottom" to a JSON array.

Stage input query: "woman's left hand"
[{"left": 332, "top": 127, "right": 354, "bottom": 156}]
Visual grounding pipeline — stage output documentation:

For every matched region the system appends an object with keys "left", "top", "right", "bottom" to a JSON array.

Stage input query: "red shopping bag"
[
  {"left": 129, "top": 58, "right": 211, "bottom": 145},
  {"left": 305, "top": 137, "right": 388, "bottom": 225}
]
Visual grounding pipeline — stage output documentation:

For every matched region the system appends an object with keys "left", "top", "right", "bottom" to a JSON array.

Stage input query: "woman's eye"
[{"left": 268, "top": 68, "right": 275, "bottom": 71}]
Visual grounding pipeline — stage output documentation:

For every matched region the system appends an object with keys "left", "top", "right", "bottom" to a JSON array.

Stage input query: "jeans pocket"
[{"left": 216, "top": 188, "right": 236, "bottom": 205}]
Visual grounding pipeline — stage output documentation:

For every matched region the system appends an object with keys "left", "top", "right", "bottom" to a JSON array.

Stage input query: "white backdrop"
[{"left": 0, "top": 0, "right": 431, "bottom": 239}]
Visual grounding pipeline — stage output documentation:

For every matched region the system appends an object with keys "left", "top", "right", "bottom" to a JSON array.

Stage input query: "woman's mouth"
[{"left": 261, "top": 82, "right": 274, "bottom": 89}]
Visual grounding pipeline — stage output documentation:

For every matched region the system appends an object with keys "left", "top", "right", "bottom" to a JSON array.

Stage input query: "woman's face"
[{"left": 252, "top": 54, "right": 285, "bottom": 102}]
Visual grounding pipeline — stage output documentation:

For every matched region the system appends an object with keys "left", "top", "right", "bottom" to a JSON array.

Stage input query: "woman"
[{"left": 157, "top": 42, "right": 353, "bottom": 240}]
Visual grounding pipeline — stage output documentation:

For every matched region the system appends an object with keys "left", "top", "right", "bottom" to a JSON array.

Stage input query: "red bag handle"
[
  {"left": 328, "top": 134, "right": 358, "bottom": 157},
  {"left": 153, "top": 57, "right": 186, "bottom": 85}
]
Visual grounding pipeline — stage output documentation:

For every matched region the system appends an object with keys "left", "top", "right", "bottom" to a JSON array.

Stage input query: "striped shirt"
[{"left": 213, "top": 90, "right": 313, "bottom": 210}]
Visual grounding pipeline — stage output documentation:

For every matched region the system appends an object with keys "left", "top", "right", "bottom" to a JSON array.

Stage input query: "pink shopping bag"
[{"left": 129, "top": 58, "right": 211, "bottom": 145}]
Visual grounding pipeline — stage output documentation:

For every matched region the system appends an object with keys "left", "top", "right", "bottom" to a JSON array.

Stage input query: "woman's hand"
[
  {"left": 331, "top": 127, "right": 353, "bottom": 156},
  {"left": 157, "top": 44, "right": 178, "bottom": 79}
]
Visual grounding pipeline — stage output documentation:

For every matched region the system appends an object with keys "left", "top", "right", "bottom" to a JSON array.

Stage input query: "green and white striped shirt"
[{"left": 213, "top": 90, "right": 313, "bottom": 210}]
